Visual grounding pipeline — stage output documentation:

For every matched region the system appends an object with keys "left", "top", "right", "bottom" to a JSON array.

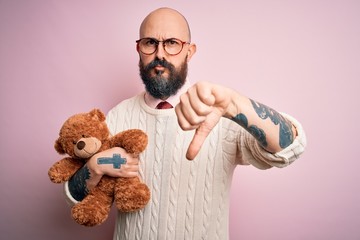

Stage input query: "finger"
[
  {"left": 186, "top": 124, "right": 212, "bottom": 160},
  {"left": 121, "top": 164, "right": 139, "bottom": 172},
  {"left": 113, "top": 164, "right": 139, "bottom": 178},
  {"left": 118, "top": 170, "right": 139, "bottom": 178},
  {"left": 175, "top": 103, "right": 199, "bottom": 131},
  {"left": 195, "top": 81, "right": 216, "bottom": 106},
  {"left": 124, "top": 156, "right": 139, "bottom": 165},
  {"left": 178, "top": 93, "right": 207, "bottom": 127},
  {"left": 187, "top": 86, "right": 213, "bottom": 116}
]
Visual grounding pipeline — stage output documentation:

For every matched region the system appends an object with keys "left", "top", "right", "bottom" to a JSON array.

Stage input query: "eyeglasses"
[{"left": 136, "top": 38, "right": 190, "bottom": 56}]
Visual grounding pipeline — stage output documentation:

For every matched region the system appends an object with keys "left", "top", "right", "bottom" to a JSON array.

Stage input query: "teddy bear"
[{"left": 48, "top": 109, "right": 150, "bottom": 227}]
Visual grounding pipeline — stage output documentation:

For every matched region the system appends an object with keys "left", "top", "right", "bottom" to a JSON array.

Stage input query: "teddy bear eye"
[
  {"left": 82, "top": 134, "right": 86, "bottom": 138},
  {"left": 72, "top": 140, "right": 77, "bottom": 145}
]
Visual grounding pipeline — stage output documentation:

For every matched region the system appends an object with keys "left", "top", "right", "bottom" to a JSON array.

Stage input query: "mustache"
[{"left": 144, "top": 58, "right": 174, "bottom": 71}]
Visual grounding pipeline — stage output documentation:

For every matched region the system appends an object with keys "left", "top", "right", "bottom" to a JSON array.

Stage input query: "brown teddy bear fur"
[{"left": 48, "top": 109, "right": 150, "bottom": 227}]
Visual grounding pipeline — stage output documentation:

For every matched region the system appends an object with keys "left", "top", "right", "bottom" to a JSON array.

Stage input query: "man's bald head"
[
  {"left": 137, "top": 8, "right": 197, "bottom": 100},
  {"left": 139, "top": 7, "right": 191, "bottom": 42}
]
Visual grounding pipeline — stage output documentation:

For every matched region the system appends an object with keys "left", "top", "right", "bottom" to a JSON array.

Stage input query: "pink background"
[{"left": 1, "top": 0, "right": 359, "bottom": 239}]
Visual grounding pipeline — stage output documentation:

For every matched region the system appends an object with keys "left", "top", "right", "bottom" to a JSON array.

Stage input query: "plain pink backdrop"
[{"left": 1, "top": 0, "right": 359, "bottom": 239}]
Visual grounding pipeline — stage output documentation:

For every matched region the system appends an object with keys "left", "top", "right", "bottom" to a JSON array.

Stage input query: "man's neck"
[{"left": 144, "top": 80, "right": 191, "bottom": 109}]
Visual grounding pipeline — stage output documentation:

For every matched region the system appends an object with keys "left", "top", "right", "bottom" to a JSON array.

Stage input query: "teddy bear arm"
[
  {"left": 111, "top": 129, "right": 148, "bottom": 154},
  {"left": 48, "top": 157, "right": 84, "bottom": 183}
]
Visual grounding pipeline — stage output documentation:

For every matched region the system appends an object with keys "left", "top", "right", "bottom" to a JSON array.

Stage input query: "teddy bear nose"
[{"left": 76, "top": 141, "right": 86, "bottom": 150}]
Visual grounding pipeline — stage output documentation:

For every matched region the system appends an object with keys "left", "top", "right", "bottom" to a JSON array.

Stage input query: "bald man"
[{"left": 65, "top": 7, "right": 306, "bottom": 240}]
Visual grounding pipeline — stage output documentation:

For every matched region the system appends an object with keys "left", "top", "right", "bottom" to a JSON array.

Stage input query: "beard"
[{"left": 139, "top": 57, "right": 188, "bottom": 99}]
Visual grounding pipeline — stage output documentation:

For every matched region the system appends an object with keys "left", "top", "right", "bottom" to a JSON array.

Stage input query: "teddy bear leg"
[
  {"left": 71, "top": 177, "right": 115, "bottom": 227},
  {"left": 114, "top": 177, "right": 150, "bottom": 212}
]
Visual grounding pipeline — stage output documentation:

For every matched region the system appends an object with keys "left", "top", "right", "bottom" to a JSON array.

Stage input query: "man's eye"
[
  {"left": 145, "top": 39, "right": 157, "bottom": 45},
  {"left": 167, "top": 39, "right": 178, "bottom": 45}
]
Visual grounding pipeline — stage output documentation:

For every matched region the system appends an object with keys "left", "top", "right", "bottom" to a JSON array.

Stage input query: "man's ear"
[{"left": 186, "top": 43, "right": 197, "bottom": 62}]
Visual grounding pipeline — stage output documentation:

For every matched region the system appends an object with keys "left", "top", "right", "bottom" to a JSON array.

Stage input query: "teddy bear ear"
[
  {"left": 54, "top": 138, "right": 65, "bottom": 154},
  {"left": 90, "top": 108, "right": 105, "bottom": 122}
]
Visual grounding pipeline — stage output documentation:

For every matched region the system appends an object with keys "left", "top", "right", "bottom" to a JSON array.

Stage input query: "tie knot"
[{"left": 156, "top": 101, "right": 173, "bottom": 109}]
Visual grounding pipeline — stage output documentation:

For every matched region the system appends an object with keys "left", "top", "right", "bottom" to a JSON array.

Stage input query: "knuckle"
[
  {"left": 178, "top": 120, "right": 190, "bottom": 130},
  {"left": 187, "top": 117, "right": 201, "bottom": 126},
  {"left": 179, "top": 93, "right": 188, "bottom": 104},
  {"left": 180, "top": 121, "right": 197, "bottom": 131},
  {"left": 195, "top": 105, "right": 212, "bottom": 116}
]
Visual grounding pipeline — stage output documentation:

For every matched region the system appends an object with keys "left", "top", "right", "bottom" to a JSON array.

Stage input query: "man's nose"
[{"left": 155, "top": 43, "right": 166, "bottom": 60}]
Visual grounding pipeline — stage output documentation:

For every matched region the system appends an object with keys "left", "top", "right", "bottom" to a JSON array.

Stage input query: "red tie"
[{"left": 156, "top": 101, "right": 173, "bottom": 109}]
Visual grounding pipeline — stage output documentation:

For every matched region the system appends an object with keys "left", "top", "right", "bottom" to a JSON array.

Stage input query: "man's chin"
[{"left": 152, "top": 69, "right": 169, "bottom": 78}]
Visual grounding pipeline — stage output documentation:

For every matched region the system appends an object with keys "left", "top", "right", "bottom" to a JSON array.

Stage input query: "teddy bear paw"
[
  {"left": 71, "top": 203, "right": 109, "bottom": 227},
  {"left": 115, "top": 183, "right": 151, "bottom": 212}
]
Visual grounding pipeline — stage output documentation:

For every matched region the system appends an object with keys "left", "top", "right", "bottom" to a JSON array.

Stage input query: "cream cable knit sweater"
[{"left": 65, "top": 92, "right": 306, "bottom": 240}]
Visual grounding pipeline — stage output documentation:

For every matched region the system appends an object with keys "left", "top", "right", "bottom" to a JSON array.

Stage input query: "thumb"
[{"left": 186, "top": 125, "right": 212, "bottom": 160}]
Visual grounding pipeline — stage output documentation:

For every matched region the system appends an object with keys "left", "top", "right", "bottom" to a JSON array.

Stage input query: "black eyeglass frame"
[{"left": 136, "top": 37, "right": 190, "bottom": 56}]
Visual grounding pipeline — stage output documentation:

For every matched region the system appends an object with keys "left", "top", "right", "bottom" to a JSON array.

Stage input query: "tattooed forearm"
[
  {"left": 250, "top": 99, "right": 294, "bottom": 148},
  {"left": 232, "top": 113, "right": 248, "bottom": 128},
  {"left": 68, "top": 165, "right": 90, "bottom": 201},
  {"left": 232, "top": 113, "right": 268, "bottom": 148}
]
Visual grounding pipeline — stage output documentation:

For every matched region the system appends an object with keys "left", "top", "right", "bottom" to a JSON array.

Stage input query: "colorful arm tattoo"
[{"left": 68, "top": 165, "right": 90, "bottom": 201}]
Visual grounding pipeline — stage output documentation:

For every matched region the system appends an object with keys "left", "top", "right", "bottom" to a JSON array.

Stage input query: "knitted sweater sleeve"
[
  {"left": 238, "top": 113, "right": 306, "bottom": 169},
  {"left": 63, "top": 181, "right": 79, "bottom": 206}
]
